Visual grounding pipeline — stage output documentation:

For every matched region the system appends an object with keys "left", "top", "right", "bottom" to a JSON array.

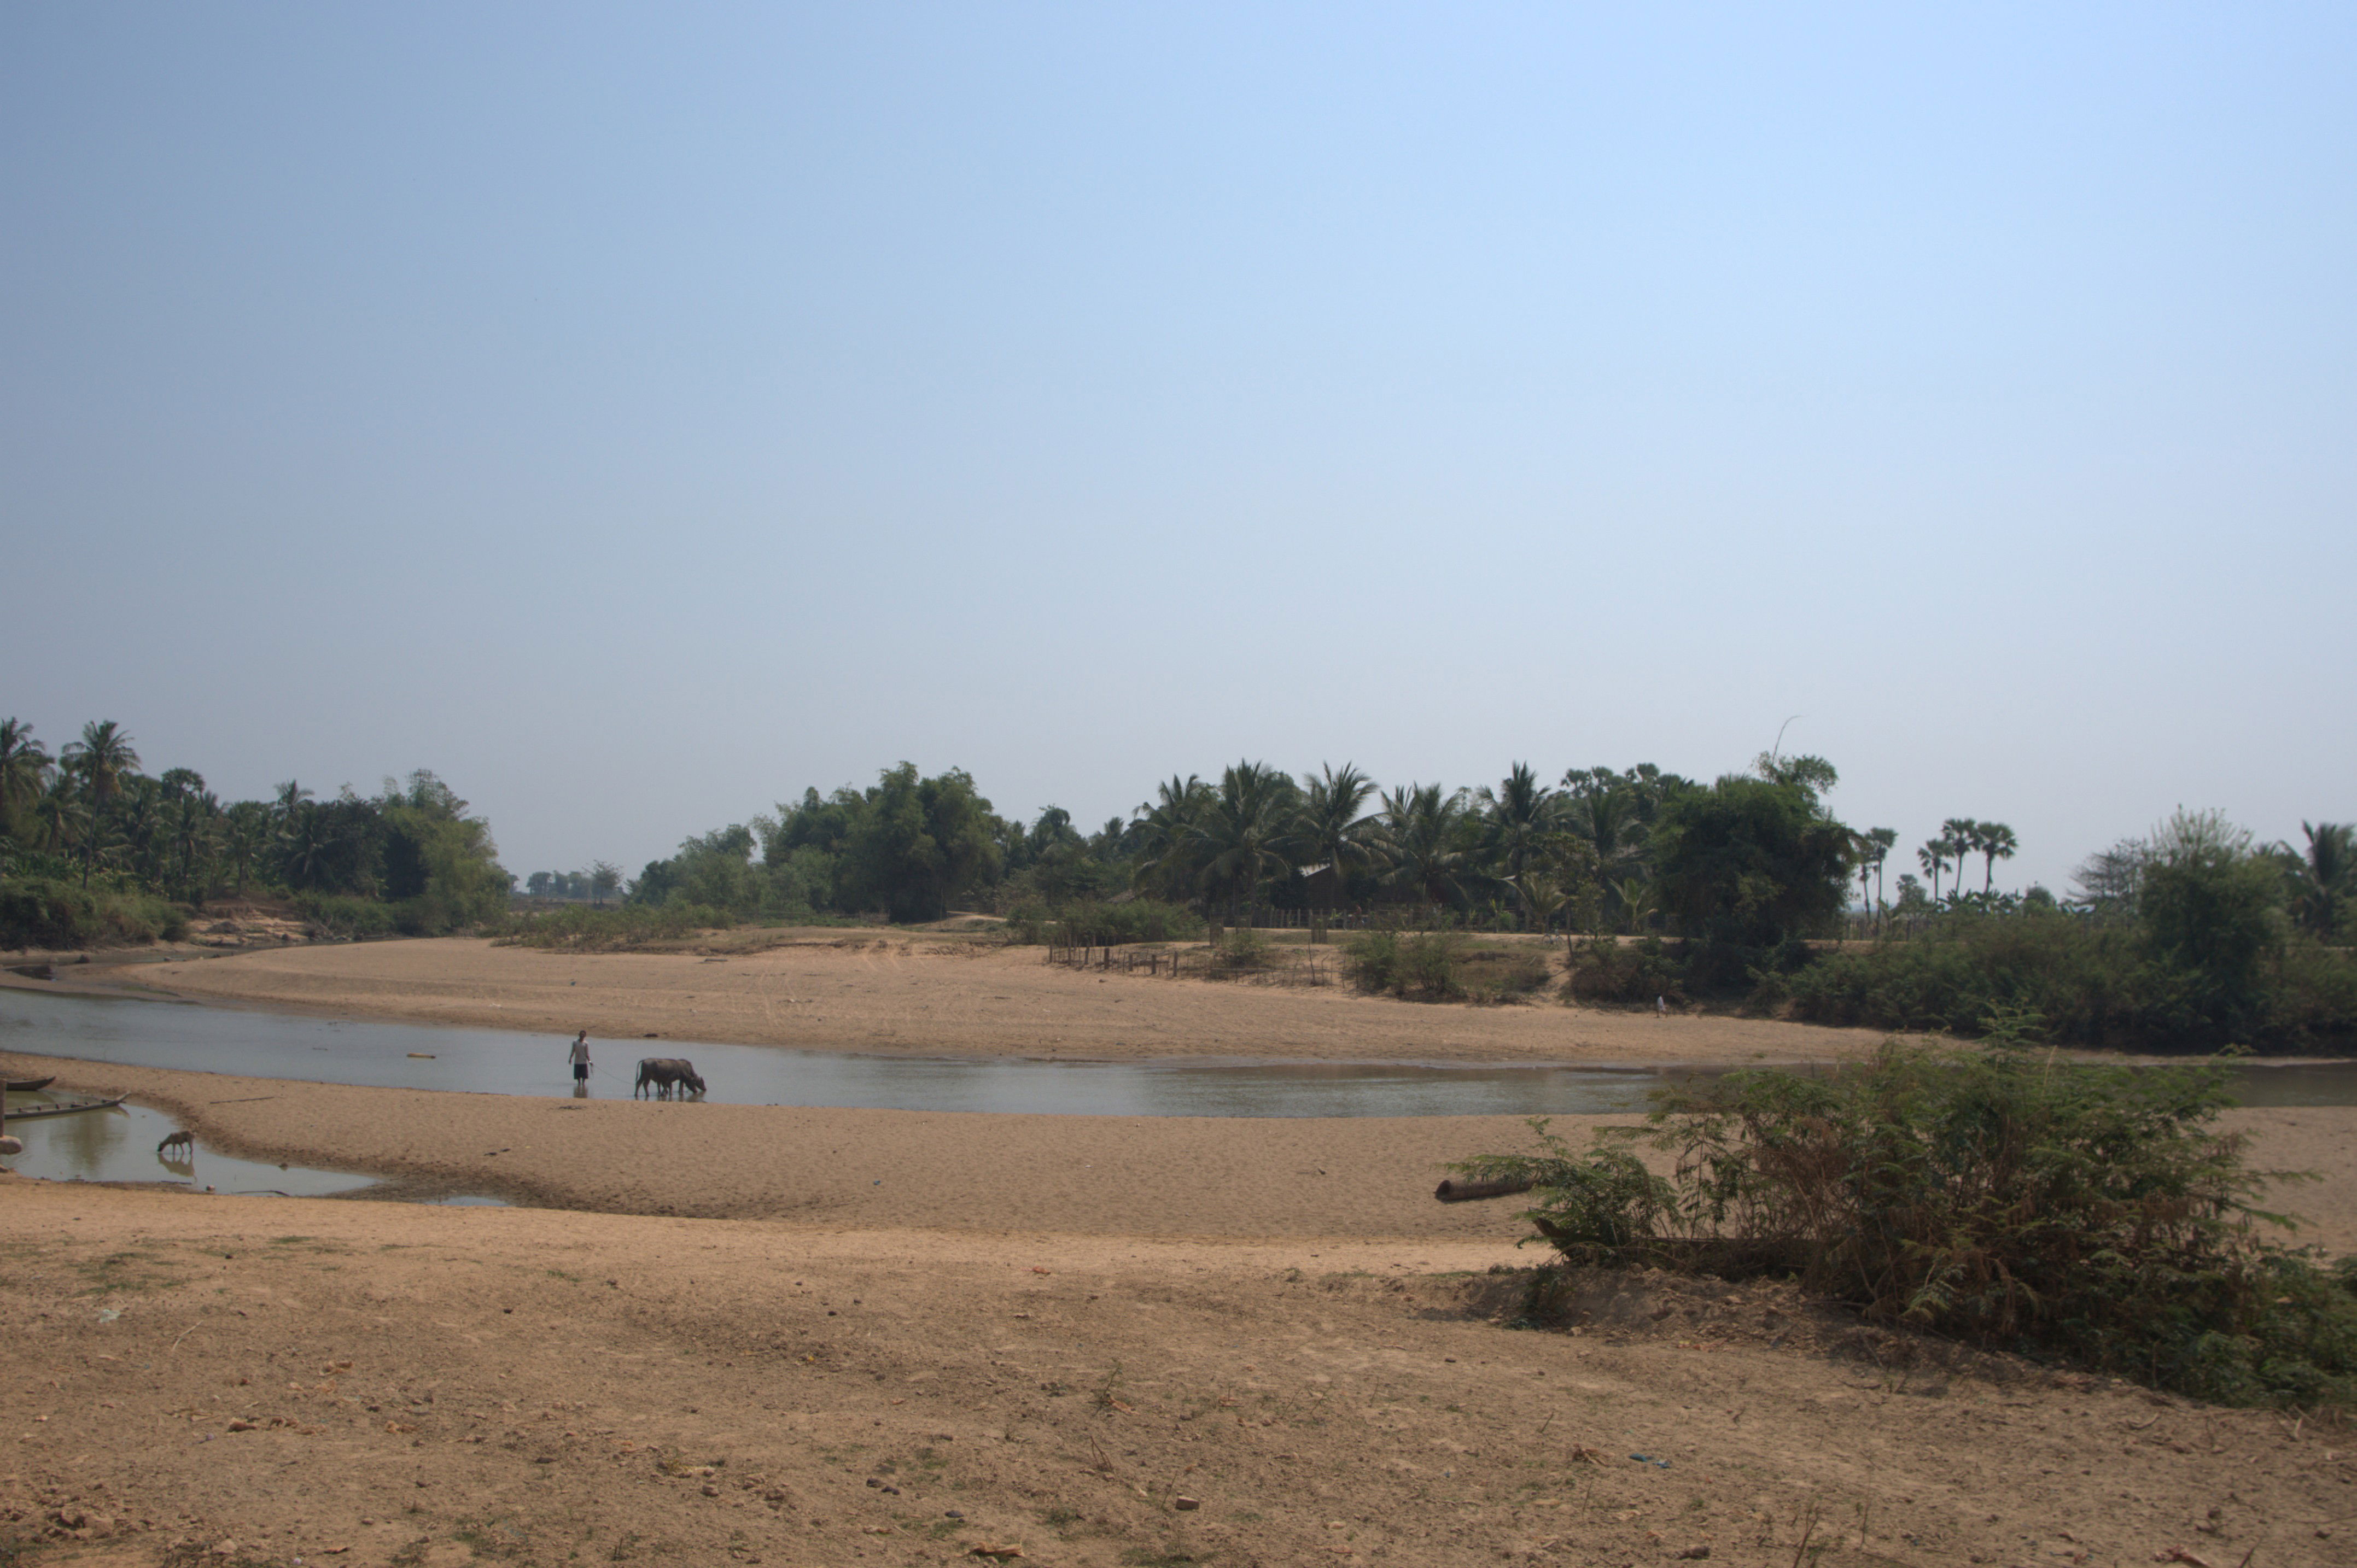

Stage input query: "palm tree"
[
  {"left": 1917, "top": 838, "right": 1951, "bottom": 903},
  {"left": 168, "top": 789, "right": 221, "bottom": 901},
  {"left": 1287, "top": 763, "right": 1376, "bottom": 911},
  {"left": 1939, "top": 819, "right": 1980, "bottom": 902},
  {"left": 1975, "top": 821, "right": 2017, "bottom": 892},
  {"left": 60, "top": 721, "right": 139, "bottom": 886},
  {"left": 1185, "top": 762, "right": 1298, "bottom": 922},
  {"left": 1129, "top": 774, "right": 1210, "bottom": 903},
  {"left": 220, "top": 801, "right": 269, "bottom": 895},
  {"left": 1560, "top": 782, "right": 1648, "bottom": 931},
  {"left": 1373, "top": 783, "right": 1474, "bottom": 916},
  {"left": 1475, "top": 763, "right": 1559, "bottom": 926},
  {"left": 1865, "top": 827, "right": 1897, "bottom": 916},
  {"left": 272, "top": 779, "right": 313, "bottom": 827},
  {"left": 0, "top": 718, "right": 51, "bottom": 826},
  {"left": 2284, "top": 822, "right": 2354, "bottom": 937},
  {"left": 32, "top": 777, "right": 87, "bottom": 859}
]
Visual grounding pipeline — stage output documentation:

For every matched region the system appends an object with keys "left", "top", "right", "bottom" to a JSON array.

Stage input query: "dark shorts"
[{"left": 573, "top": 1063, "right": 589, "bottom": 1081}]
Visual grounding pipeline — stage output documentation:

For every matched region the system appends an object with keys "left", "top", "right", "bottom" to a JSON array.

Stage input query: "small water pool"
[{"left": 1, "top": 1089, "right": 374, "bottom": 1196}]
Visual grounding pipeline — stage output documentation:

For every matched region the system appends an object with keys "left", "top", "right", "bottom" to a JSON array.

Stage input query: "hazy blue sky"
[{"left": 6, "top": 3, "right": 2352, "bottom": 895}]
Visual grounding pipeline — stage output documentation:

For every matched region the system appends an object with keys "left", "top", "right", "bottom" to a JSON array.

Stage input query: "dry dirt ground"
[
  {"left": 4, "top": 940, "right": 2356, "bottom": 1567},
  {"left": 5, "top": 1183, "right": 2352, "bottom": 1568},
  {"left": 4, "top": 1054, "right": 2354, "bottom": 1256},
  {"left": 61, "top": 935, "right": 1894, "bottom": 1067}
]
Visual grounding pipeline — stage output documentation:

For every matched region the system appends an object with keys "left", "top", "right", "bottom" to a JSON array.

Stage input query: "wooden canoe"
[
  {"left": 0, "top": 1095, "right": 128, "bottom": 1121},
  {"left": 4, "top": 1076, "right": 56, "bottom": 1092}
]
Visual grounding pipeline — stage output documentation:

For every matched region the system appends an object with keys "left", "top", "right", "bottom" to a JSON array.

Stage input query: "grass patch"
[
  {"left": 1003, "top": 899, "right": 1204, "bottom": 946},
  {"left": 1452, "top": 1033, "right": 2357, "bottom": 1407},
  {"left": 488, "top": 903, "right": 737, "bottom": 951}
]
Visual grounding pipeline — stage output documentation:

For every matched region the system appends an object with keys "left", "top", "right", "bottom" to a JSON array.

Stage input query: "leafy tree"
[
  {"left": 838, "top": 763, "right": 1004, "bottom": 923},
  {"left": 1753, "top": 751, "right": 1839, "bottom": 806},
  {"left": 2138, "top": 810, "right": 2286, "bottom": 1034},
  {"left": 2072, "top": 834, "right": 2149, "bottom": 916},
  {"left": 589, "top": 861, "right": 621, "bottom": 907},
  {"left": 1653, "top": 773, "right": 1853, "bottom": 976}
]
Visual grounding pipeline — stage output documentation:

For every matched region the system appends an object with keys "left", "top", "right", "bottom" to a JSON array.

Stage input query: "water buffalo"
[{"left": 634, "top": 1058, "right": 707, "bottom": 1100}]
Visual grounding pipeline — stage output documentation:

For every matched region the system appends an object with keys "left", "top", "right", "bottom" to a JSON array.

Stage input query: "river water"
[{"left": 6, "top": 986, "right": 2355, "bottom": 1116}]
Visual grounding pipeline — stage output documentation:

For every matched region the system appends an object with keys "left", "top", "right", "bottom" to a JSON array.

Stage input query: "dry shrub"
[{"left": 1452, "top": 1036, "right": 2357, "bottom": 1407}]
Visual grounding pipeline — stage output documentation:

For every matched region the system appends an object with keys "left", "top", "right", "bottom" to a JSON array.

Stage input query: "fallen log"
[{"left": 1432, "top": 1175, "right": 1536, "bottom": 1203}]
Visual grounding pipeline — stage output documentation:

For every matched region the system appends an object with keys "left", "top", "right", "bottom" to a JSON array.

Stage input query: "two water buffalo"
[{"left": 633, "top": 1057, "right": 707, "bottom": 1100}]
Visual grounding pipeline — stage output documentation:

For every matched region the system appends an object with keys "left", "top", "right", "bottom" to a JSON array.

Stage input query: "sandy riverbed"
[{"left": 4, "top": 937, "right": 2354, "bottom": 1566}]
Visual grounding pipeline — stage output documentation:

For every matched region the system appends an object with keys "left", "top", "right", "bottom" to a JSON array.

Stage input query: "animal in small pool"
[
  {"left": 157, "top": 1130, "right": 194, "bottom": 1158},
  {"left": 634, "top": 1058, "right": 707, "bottom": 1101}
]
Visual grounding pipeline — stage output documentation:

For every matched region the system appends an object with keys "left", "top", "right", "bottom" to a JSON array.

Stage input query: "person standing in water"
[{"left": 567, "top": 1029, "right": 592, "bottom": 1093}]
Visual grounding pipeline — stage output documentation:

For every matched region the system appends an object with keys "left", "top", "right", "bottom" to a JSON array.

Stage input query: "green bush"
[
  {"left": 1344, "top": 929, "right": 1477, "bottom": 1000},
  {"left": 1456, "top": 944, "right": 1553, "bottom": 1003},
  {"left": 0, "top": 877, "right": 186, "bottom": 948},
  {"left": 1451, "top": 1040, "right": 2357, "bottom": 1406},
  {"left": 1561, "top": 934, "right": 1686, "bottom": 1006},
  {"left": 488, "top": 903, "right": 736, "bottom": 951},
  {"left": 1782, "top": 910, "right": 2357, "bottom": 1052},
  {"left": 1342, "top": 928, "right": 1403, "bottom": 992},
  {"left": 1002, "top": 899, "right": 1203, "bottom": 946},
  {"left": 293, "top": 893, "right": 399, "bottom": 938}
]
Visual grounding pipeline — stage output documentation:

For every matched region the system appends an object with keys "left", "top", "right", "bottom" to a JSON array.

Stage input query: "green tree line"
[{"left": 1, "top": 717, "right": 510, "bottom": 946}]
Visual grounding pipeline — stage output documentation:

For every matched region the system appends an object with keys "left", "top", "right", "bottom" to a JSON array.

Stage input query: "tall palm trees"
[
  {"left": 60, "top": 721, "right": 139, "bottom": 886},
  {"left": 1128, "top": 774, "right": 1210, "bottom": 902},
  {"left": 1974, "top": 821, "right": 2017, "bottom": 892},
  {"left": 1288, "top": 763, "right": 1376, "bottom": 910},
  {"left": 1185, "top": 762, "right": 1298, "bottom": 922},
  {"left": 1560, "top": 779, "right": 1648, "bottom": 932},
  {"left": 1917, "top": 837, "right": 1951, "bottom": 902},
  {"left": 1373, "top": 783, "right": 1474, "bottom": 912},
  {"left": 1476, "top": 763, "right": 1558, "bottom": 924},
  {"left": 2284, "top": 821, "right": 2354, "bottom": 937},
  {"left": 0, "top": 718, "right": 51, "bottom": 817}
]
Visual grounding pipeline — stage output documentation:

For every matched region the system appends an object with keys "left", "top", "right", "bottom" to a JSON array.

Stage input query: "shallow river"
[{"left": 4, "top": 986, "right": 2354, "bottom": 1119}]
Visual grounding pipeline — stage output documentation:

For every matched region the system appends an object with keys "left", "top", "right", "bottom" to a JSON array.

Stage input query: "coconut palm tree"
[
  {"left": 1373, "top": 782, "right": 1474, "bottom": 916},
  {"left": 1128, "top": 774, "right": 1210, "bottom": 903},
  {"left": 60, "top": 721, "right": 139, "bottom": 886},
  {"left": 2283, "top": 821, "right": 2354, "bottom": 938},
  {"left": 1560, "top": 781, "right": 1648, "bottom": 930},
  {"left": 0, "top": 718, "right": 51, "bottom": 827},
  {"left": 1975, "top": 821, "right": 2017, "bottom": 892},
  {"left": 1186, "top": 762, "right": 1298, "bottom": 922},
  {"left": 220, "top": 801, "right": 269, "bottom": 895},
  {"left": 32, "top": 777, "right": 87, "bottom": 859},
  {"left": 1475, "top": 763, "right": 1560, "bottom": 925},
  {"left": 1287, "top": 763, "right": 1376, "bottom": 911}
]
